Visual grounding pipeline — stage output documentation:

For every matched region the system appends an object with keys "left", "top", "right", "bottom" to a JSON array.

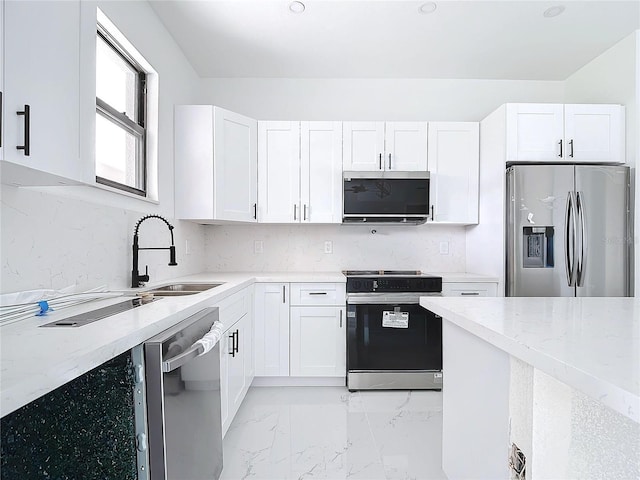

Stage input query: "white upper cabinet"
[
  {"left": 564, "top": 104, "right": 624, "bottom": 163},
  {"left": 258, "top": 121, "right": 301, "bottom": 223},
  {"left": 258, "top": 121, "right": 342, "bottom": 224},
  {"left": 427, "top": 122, "right": 479, "bottom": 224},
  {"left": 300, "top": 121, "right": 342, "bottom": 223},
  {"left": 175, "top": 105, "right": 258, "bottom": 223},
  {"left": 505, "top": 104, "right": 564, "bottom": 161},
  {"left": 385, "top": 122, "right": 428, "bottom": 171},
  {"left": 342, "top": 122, "right": 385, "bottom": 171},
  {"left": 2, "top": 0, "right": 83, "bottom": 185},
  {"left": 343, "top": 121, "right": 427, "bottom": 172},
  {"left": 506, "top": 103, "right": 625, "bottom": 163}
]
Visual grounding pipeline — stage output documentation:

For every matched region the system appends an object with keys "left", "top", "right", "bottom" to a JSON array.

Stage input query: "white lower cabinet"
[
  {"left": 442, "top": 282, "right": 498, "bottom": 297},
  {"left": 218, "top": 287, "right": 254, "bottom": 437},
  {"left": 290, "top": 306, "right": 346, "bottom": 377},
  {"left": 254, "top": 283, "right": 290, "bottom": 376},
  {"left": 254, "top": 282, "right": 346, "bottom": 381}
]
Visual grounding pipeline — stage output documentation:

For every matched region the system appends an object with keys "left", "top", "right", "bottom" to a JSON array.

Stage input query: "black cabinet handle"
[
  {"left": 460, "top": 292, "right": 480, "bottom": 296},
  {"left": 17, "top": 104, "right": 30, "bottom": 156},
  {"left": 0, "top": 92, "right": 3, "bottom": 148},
  {"left": 282, "top": 285, "right": 286, "bottom": 303},
  {"left": 234, "top": 330, "right": 240, "bottom": 354},
  {"left": 569, "top": 139, "right": 574, "bottom": 158},
  {"left": 431, "top": 205, "right": 435, "bottom": 221},
  {"left": 294, "top": 204, "right": 297, "bottom": 221},
  {"left": 303, "top": 204, "right": 307, "bottom": 221},
  {"left": 339, "top": 309, "right": 343, "bottom": 328},
  {"left": 308, "top": 292, "right": 327, "bottom": 295},
  {"left": 388, "top": 153, "right": 392, "bottom": 169},
  {"left": 558, "top": 139, "right": 563, "bottom": 158},
  {"left": 253, "top": 203, "right": 257, "bottom": 220},
  {"left": 379, "top": 153, "right": 382, "bottom": 170}
]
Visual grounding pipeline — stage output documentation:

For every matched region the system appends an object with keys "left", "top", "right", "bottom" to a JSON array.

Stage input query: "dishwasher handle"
[{"left": 162, "top": 319, "right": 225, "bottom": 373}]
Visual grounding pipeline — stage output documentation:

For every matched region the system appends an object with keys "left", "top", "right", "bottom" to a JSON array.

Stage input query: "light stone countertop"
[
  {"left": 0, "top": 271, "right": 344, "bottom": 418},
  {"left": 419, "top": 296, "right": 640, "bottom": 423},
  {"left": 431, "top": 272, "right": 499, "bottom": 283}
]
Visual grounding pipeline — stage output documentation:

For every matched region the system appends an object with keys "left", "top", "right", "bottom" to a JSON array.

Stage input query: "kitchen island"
[{"left": 420, "top": 296, "right": 639, "bottom": 480}]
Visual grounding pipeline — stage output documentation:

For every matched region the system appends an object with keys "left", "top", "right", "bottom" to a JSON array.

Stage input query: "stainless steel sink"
[
  {"left": 41, "top": 297, "right": 160, "bottom": 328},
  {"left": 145, "top": 283, "right": 224, "bottom": 296}
]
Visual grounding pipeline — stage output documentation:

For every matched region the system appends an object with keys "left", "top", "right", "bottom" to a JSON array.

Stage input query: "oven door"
[{"left": 346, "top": 298, "right": 442, "bottom": 390}]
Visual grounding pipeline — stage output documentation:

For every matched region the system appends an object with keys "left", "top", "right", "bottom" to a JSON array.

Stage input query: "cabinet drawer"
[
  {"left": 217, "top": 290, "right": 249, "bottom": 331},
  {"left": 290, "top": 283, "right": 346, "bottom": 306},
  {"left": 442, "top": 282, "right": 498, "bottom": 297}
]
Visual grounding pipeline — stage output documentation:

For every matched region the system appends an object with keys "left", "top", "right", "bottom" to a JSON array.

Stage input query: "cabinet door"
[
  {"left": 342, "top": 122, "right": 385, "bottom": 171},
  {"left": 564, "top": 104, "right": 624, "bottom": 163},
  {"left": 2, "top": 0, "right": 82, "bottom": 185},
  {"left": 213, "top": 107, "right": 258, "bottom": 222},
  {"left": 290, "top": 306, "right": 346, "bottom": 377},
  {"left": 243, "top": 287, "right": 255, "bottom": 388},
  {"left": 258, "top": 121, "right": 301, "bottom": 223},
  {"left": 221, "top": 323, "right": 245, "bottom": 436},
  {"left": 254, "top": 283, "right": 290, "bottom": 376},
  {"left": 385, "top": 122, "right": 427, "bottom": 171},
  {"left": 300, "top": 121, "right": 342, "bottom": 223},
  {"left": 427, "top": 122, "right": 479, "bottom": 224},
  {"left": 506, "top": 104, "right": 564, "bottom": 161}
]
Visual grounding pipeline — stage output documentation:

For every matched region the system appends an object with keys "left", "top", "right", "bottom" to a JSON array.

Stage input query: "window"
[{"left": 95, "top": 23, "right": 147, "bottom": 196}]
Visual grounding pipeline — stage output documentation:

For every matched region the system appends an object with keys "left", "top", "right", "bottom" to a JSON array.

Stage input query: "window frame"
[{"left": 95, "top": 25, "right": 148, "bottom": 197}]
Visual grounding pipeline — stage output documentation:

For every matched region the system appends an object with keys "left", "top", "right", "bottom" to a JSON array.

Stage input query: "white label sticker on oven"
[{"left": 382, "top": 310, "right": 409, "bottom": 328}]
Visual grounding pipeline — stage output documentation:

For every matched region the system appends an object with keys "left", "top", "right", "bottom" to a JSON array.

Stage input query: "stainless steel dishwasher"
[{"left": 144, "top": 307, "right": 224, "bottom": 480}]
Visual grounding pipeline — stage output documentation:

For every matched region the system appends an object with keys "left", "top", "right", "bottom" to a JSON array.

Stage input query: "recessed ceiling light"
[
  {"left": 418, "top": 2, "right": 437, "bottom": 14},
  {"left": 289, "top": 1, "right": 305, "bottom": 14},
  {"left": 543, "top": 5, "right": 565, "bottom": 18}
]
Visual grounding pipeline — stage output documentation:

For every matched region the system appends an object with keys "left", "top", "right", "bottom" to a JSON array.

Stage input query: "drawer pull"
[
  {"left": 308, "top": 292, "right": 327, "bottom": 295},
  {"left": 460, "top": 292, "right": 480, "bottom": 296}
]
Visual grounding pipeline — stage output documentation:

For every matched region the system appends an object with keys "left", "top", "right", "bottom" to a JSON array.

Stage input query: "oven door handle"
[{"left": 346, "top": 293, "right": 440, "bottom": 304}]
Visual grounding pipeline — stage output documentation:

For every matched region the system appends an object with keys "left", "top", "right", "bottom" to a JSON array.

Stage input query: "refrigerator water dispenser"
[{"left": 523, "top": 226, "right": 554, "bottom": 268}]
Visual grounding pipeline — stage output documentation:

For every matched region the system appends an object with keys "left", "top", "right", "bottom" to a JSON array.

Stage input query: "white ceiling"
[{"left": 149, "top": 0, "right": 640, "bottom": 80}]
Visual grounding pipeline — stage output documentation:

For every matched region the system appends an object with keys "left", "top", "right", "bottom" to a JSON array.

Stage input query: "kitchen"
[{"left": 1, "top": 1, "right": 639, "bottom": 479}]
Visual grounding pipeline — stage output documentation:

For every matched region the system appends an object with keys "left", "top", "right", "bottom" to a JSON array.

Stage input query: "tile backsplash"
[
  {"left": 205, "top": 223, "right": 466, "bottom": 273},
  {"left": 1, "top": 186, "right": 205, "bottom": 294}
]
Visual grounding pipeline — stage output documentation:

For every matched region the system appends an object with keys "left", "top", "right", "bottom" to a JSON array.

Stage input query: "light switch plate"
[
  {"left": 254, "top": 240, "right": 264, "bottom": 254},
  {"left": 324, "top": 241, "right": 333, "bottom": 254},
  {"left": 439, "top": 241, "right": 449, "bottom": 255}
]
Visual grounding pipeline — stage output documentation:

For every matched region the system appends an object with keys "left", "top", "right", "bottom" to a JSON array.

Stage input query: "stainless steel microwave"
[{"left": 342, "top": 171, "right": 430, "bottom": 224}]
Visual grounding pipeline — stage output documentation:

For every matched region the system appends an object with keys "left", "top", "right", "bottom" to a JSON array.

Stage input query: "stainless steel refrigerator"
[{"left": 506, "top": 164, "right": 631, "bottom": 297}]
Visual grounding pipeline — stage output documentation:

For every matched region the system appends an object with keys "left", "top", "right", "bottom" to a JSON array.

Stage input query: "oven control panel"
[{"left": 346, "top": 276, "right": 442, "bottom": 293}]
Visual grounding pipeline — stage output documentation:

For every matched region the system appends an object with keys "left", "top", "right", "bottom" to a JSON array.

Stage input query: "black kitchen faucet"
[{"left": 132, "top": 215, "right": 178, "bottom": 288}]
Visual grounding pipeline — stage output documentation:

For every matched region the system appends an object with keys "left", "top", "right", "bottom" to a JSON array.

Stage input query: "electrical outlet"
[
  {"left": 254, "top": 240, "right": 264, "bottom": 254},
  {"left": 324, "top": 241, "right": 333, "bottom": 254},
  {"left": 185, "top": 239, "right": 191, "bottom": 255},
  {"left": 439, "top": 241, "right": 449, "bottom": 255}
]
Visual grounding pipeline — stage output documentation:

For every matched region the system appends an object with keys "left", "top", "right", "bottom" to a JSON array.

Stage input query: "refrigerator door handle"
[
  {"left": 564, "top": 191, "right": 577, "bottom": 287},
  {"left": 576, "top": 191, "right": 586, "bottom": 287}
]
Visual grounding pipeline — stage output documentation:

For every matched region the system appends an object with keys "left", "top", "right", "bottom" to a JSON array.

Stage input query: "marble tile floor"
[{"left": 220, "top": 387, "right": 447, "bottom": 480}]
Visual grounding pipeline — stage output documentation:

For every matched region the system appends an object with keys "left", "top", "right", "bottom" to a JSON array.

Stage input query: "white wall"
[
  {"left": 563, "top": 30, "right": 639, "bottom": 296},
  {"left": 199, "top": 78, "right": 563, "bottom": 273},
  {"left": 199, "top": 78, "right": 564, "bottom": 121},
  {"left": 0, "top": 1, "right": 206, "bottom": 293}
]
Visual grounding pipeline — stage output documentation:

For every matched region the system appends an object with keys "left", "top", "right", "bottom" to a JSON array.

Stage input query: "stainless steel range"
[{"left": 344, "top": 270, "right": 443, "bottom": 391}]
